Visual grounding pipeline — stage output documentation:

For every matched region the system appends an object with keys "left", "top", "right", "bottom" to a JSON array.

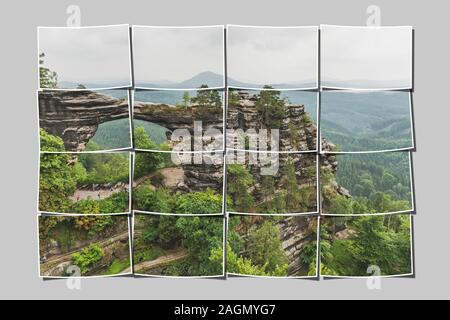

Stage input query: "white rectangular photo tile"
[
  {"left": 320, "top": 91, "right": 415, "bottom": 153},
  {"left": 320, "top": 214, "right": 414, "bottom": 278},
  {"left": 227, "top": 214, "right": 319, "bottom": 278},
  {"left": 38, "top": 25, "right": 132, "bottom": 90},
  {"left": 132, "top": 212, "right": 225, "bottom": 278},
  {"left": 38, "top": 89, "right": 132, "bottom": 153},
  {"left": 321, "top": 25, "right": 413, "bottom": 90},
  {"left": 227, "top": 25, "right": 318, "bottom": 90},
  {"left": 133, "top": 89, "right": 224, "bottom": 153},
  {"left": 133, "top": 151, "right": 225, "bottom": 216},
  {"left": 226, "top": 151, "right": 319, "bottom": 215},
  {"left": 227, "top": 88, "right": 318, "bottom": 152},
  {"left": 38, "top": 213, "right": 132, "bottom": 278},
  {"left": 38, "top": 151, "right": 131, "bottom": 215},
  {"left": 132, "top": 26, "right": 225, "bottom": 90},
  {"left": 320, "top": 151, "right": 414, "bottom": 216}
]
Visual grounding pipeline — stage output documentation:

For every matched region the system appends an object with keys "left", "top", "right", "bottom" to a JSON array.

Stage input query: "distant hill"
[{"left": 137, "top": 71, "right": 224, "bottom": 89}]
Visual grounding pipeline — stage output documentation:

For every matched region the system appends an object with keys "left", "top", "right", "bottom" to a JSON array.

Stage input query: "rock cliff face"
[
  {"left": 39, "top": 90, "right": 224, "bottom": 151},
  {"left": 227, "top": 91, "right": 317, "bottom": 152},
  {"left": 278, "top": 216, "right": 318, "bottom": 276},
  {"left": 39, "top": 90, "right": 129, "bottom": 151}
]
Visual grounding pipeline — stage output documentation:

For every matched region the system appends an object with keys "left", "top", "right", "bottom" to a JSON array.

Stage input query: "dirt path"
[
  {"left": 127, "top": 249, "right": 188, "bottom": 274},
  {"left": 133, "top": 167, "right": 184, "bottom": 188},
  {"left": 69, "top": 186, "right": 127, "bottom": 202},
  {"left": 160, "top": 167, "right": 184, "bottom": 188},
  {"left": 40, "top": 231, "right": 130, "bottom": 274}
]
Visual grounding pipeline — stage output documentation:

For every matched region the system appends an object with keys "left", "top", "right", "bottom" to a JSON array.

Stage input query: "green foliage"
[
  {"left": 336, "top": 153, "right": 411, "bottom": 204},
  {"left": 255, "top": 86, "right": 286, "bottom": 128},
  {"left": 39, "top": 136, "right": 77, "bottom": 212},
  {"left": 246, "top": 221, "right": 289, "bottom": 273},
  {"left": 280, "top": 157, "right": 303, "bottom": 212},
  {"left": 133, "top": 185, "right": 224, "bottom": 216},
  {"left": 225, "top": 216, "right": 290, "bottom": 277},
  {"left": 88, "top": 119, "right": 132, "bottom": 150},
  {"left": 175, "top": 188, "right": 223, "bottom": 215},
  {"left": 224, "top": 244, "right": 288, "bottom": 277},
  {"left": 39, "top": 130, "right": 130, "bottom": 213},
  {"left": 78, "top": 151, "right": 129, "bottom": 185},
  {"left": 105, "top": 259, "right": 130, "bottom": 275},
  {"left": 40, "top": 128, "right": 65, "bottom": 152},
  {"left": 182, "top": 91, "right": 191, "bottom": 108},
  {"left": 134, "top": 127, "right": 165, "bottom": 178},
  {"left": 227, "top": 164, "right": 255, "bottom": 212},
  {"left": 191, "top": 85, "right": 222, "bottom": 108},
  {"left": 175, "top": 216, "right": 224, "bottom": 275},
  {"left": 71, "top": 192, "right": 129, "bottom": 214},
  {"left": 39, "top": 53, "right": 58, "bottom": 88},
  {"left": 72, "top": 244, "right": 105, "bottom": 275},
  {"left": 135, "top": 214, "right": 224, "bottom": 276},
  {"left": 228, "top": 90, "right": 240, "bottom": 106},
  {"left": 321, "top": 215, "right": 412, "bottom": 276},
  {"left": 133, "top": 186, "right": 173, "bottom": 213}
]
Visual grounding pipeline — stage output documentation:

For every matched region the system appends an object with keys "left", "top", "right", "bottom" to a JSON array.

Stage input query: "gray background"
[{"left": 0, "top": 0, "right": 447, "bottom": 299}]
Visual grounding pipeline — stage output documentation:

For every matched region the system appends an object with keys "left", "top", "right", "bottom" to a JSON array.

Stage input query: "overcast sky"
[
  {"left": 227, "top": 26, "right": 318, "bottom": 88},
  {"left": 39, "top": 25, "right": 131, "bottom": 87},
  {"left": 321, "top": 26, "right": 413, "bottom": 88},
  {"left": 133, "top": 26, "right": 224, "bottom": 84}
]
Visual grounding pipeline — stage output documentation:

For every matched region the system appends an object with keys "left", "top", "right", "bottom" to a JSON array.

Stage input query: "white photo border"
[
  {"left": 226, "top": 88, "right": 319, "bottom": 154},
  {"left": 132, "top": 89, "right": 226, "bottom": 153},
  {"left": 319, "top": 25, "right": 414, "bottom": 91},
  {"left": 132, "top": 25, "right": 226, "bottom": 91},
  {"left": 320, "top": 151, "right": 416, "bottom": 216},
  {"left": 132, "top": 211, "right": 226, "bottom": 278},
  {"left": 225, "top": 151, "right": 320, "bottom": 216},
  {"left": 37, "top": 212, "right": 133, "bottom": 279},
  {"left": 37, "top": 24, "right": 133, "bottom": 91},
  {"left": 37, "top": 151, "right": 132, "bottom": 215},
  {"left": 319, "top": 91, "right": 415, "bottom": 154},
  {"left": 226, "top": 213, "right": 320, "bottom": 279},
  {"left": 320, "top": 214, "right": 414, "bottom": 279}
]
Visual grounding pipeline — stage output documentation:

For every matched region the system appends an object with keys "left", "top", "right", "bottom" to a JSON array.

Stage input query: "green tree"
[
  {"left": 39, "top": 130, "right": 76, "bottom": 212},
  {"left": 280, "top": 157, "right": 302, "bottom": 212},
  {"left": 133, "top": 186, "right": 172, "bottom": 213},
  {"left": 255, "top": 85, "right": 286, "bottom": 128},
  {"left": 72, "top": 244, "right": 105, "bottom": 275},
  {"left": 227, "top": 164, "right": 255, "bottom": 212},
  {"left": 134, "top": 127, "right": 164, "bottom": 178},
  {"left": 175, "top": 215, "right": 224, "bottom": 275},
  {"left": 39, "top": 53, "right": 58, "bottom": 88},
  {"left": 192, "top": 84, "right": 211, "bottom": 107},
  {"left": 209, "top": 90, "right": 222, "bottom": 108},
  {"left": 182, "top": 91, "right": 191, "bottom": 108},
  {"left": 247, "top": 221, "right": 289, "bottom": 273},
  {"left": 40, "top": 128, "right": 65, "bottom": 152},
  {"left": 329, "top": 195, "right": 354, "bottom": 215},
  {"left": 228, "top": 90, "right": 240, "bottom": 106},
  {"left": 175, "top": 189, "right": 223, "bottom": 215}
]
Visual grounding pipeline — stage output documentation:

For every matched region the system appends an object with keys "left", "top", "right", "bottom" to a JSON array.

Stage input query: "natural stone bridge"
[{"left": 38, "top": 90, "right": 223, "bottom": 151}]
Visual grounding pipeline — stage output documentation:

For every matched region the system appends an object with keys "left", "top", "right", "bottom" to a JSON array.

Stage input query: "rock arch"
[{"left": 38, "top": 90, "right": 223, "bottom": 151}]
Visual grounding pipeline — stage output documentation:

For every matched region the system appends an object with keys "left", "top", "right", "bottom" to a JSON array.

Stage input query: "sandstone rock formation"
[{"left": 39, "top": 90, "right": 224, "bottom": 152}]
